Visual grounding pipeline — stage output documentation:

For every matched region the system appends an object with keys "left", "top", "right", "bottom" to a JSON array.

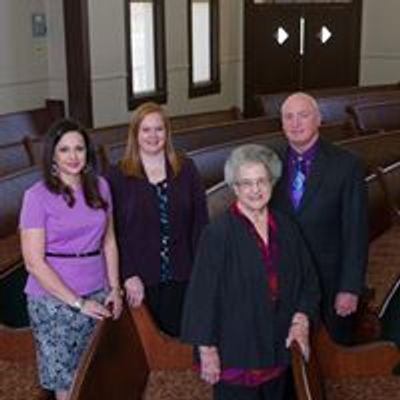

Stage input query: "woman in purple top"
[
  {"left": 19, "top": 119, "right": 123, "bottom": 400},
  {"left": 106, "top": 102, "right": 208, "bottom": 337}
]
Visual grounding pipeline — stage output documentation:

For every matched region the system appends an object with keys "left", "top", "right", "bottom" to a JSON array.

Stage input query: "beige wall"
[
  {"left": 360, "top": 0, "right": 400, "bottom": 84},
  {"left": 0, "top": 0, "right": 49, "bottom": 113},
  {"left": 88, "top": 0, "right": 243, "bottom": 126},
  {"left": 0, "top": 0, "right": 399, "bottom": 125}
]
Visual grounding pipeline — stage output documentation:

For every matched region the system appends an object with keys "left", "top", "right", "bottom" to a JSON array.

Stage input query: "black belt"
[{"left": 45, "top": 250, "right": 101, "bottom": 258}]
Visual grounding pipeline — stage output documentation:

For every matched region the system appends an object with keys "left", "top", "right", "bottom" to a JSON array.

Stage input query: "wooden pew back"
[
  {"left": 348, "top": 99, "right": 400, "bottom": 135},
  {"left": 190, "top": 132, "right": 285, "bottom": 188},
  {"left": 0, "top": 141, "right": 32, "bottom": 177},
  {"left": 68, "top": 306, "right": 149, "bottom": 400},
  {"left": 337, "top": 131, "right": 400, "bottom": 175},
  {"left": 0, "top": 166, "right": 41, "bottom": 238},
  {"left": 206, "top": 181, "right": 235, "bottom": 220},
  {"left": 377, "top": 160, "right": 400, "bottom": 217},
  {"left": 257, "top": 87, "right": 400, "bottom": 127},
  {"left": 0, "top": 100, "right": 64, "bottom": 145},
  {"left": 365, "top": 173, "right": 393, "bottom": 243},
  {"left": 170, "top": 106, "right": 242, "bottom": 131}
]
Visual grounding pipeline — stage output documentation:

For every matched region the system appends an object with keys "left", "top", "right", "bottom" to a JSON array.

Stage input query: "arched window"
[
  {"left": 188, "top": 0, "right": 220, "bottom": 97},
  {"left": 125, "top": 0, "right": 167, "bottom": 109}
]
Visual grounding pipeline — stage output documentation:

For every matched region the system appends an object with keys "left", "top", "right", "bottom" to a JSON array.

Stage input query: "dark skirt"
[
  {"left": 27, "top": 289, "right": 106, "bottom": 391},
  {"left": 145, "top": 280, "right": 187, "bottom": 337}
]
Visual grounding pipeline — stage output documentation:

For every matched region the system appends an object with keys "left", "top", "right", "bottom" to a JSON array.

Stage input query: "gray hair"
[{"left": 224, "top": 144, "right": 282, "bottom": 186}]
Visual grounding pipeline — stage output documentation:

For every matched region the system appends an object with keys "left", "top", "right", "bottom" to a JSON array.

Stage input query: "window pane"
[
  {"left": 130, "top": 2, "right": 156, "bottom": 94},
  {"left": 192, "top": 2, "right": 211, "bottom": 83}
]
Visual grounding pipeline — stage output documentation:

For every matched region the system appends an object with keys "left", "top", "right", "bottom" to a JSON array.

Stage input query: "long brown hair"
[
  {"left": 120, "top": 102, "right": 183, "bottom": 178},
  {"left": 43, "top": 118, "right": 108, "bottom": 210}
]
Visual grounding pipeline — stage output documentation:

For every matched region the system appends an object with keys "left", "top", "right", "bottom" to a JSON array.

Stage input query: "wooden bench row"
[
  {"left": 0, "top": 115, "right": 279, "bottom": 177},
  {"left": 4, "top": 93, "right": 400, "bottom": 179},
  {"left": 0, "top": 100, "right": 64, "bottom": 146},
  {"left": 256, "top": 82, "right": 400, "bottom": 121}
]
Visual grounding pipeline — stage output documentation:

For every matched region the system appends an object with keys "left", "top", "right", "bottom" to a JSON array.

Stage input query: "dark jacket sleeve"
[
  {"left": 294, "top": 222, "right": 321, "bottom": 322},
  {"left": 181, "top": 222, "right": 223, "bottom": 346},
  {"left": 339, "top": 156, "right": 368, "bottom": 294},
  {"left": 187, "top": 158, "right": 209, "bottom": 250},
  {"left": 104, "top": 167, "right": 135, "bottom": 281}
]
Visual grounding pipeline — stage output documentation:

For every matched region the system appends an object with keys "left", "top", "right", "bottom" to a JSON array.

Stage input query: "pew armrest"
[
  {"left": 130, "top": 305, "right": 193, "bottom": 370},
  {"left": 315, "top": 326, "right": 400, "bottom": 378}
]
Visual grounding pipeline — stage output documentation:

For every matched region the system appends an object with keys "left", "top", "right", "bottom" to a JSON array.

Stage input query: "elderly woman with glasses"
[{"left": 181, "top": 144, "right": 320, "bottom": 400}]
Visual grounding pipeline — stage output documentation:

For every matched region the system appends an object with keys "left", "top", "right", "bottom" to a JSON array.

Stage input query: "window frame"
[
  {"left": 125, "top": 0, "right": 167, "bottom": 109},
  {"left": 187, "top": 0, "right": 220, "bottom": 98}
]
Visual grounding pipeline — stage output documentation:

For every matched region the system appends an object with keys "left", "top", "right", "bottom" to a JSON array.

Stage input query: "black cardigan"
[
  {"left": 106, "top": 157, "right": 209, "bottom": 285},
  {"left": 181, "top": 210, "right": 320, "bottom": 368}
]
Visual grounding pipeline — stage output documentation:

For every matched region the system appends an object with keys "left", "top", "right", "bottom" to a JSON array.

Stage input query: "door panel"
[
  {"left": 245, "top": 4, "right": 302, "bottom": 116},
  {"left": 244, "top": 0, "right": 362, "bottom": 116},
  {"left": 303, "top": 4, "right": 360, "bottom": 89}
]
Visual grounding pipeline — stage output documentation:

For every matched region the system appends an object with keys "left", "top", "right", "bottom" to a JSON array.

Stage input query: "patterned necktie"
[{"left": 291, "top": 158, "right": 306, "bottom": 209}]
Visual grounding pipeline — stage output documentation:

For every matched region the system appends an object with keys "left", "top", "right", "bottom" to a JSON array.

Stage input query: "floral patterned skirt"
[{"left": 27, "top": 289, "right": 106, "bottom": 391}]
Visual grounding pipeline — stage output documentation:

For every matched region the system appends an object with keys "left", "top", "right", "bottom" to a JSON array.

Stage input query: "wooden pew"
[
  {"left": 0, "top": 141, "right": 33, "bottom": 177},
  {"left": 377, "top": 160, "right": 400, "bottom": 218},
  {"left": 337, "top": 130, "right": 400, "bottom": 175},
  {"left": 348, "top": 99, "right": 400, "bottom": 135},
  {"left": 170, "top": 106, "right": 242, "bottom": 131},
  {"left": 255, "top": 82, "right": 400, "bottom": 121},
  {"left": 0, "top": 166, "right": 41, "bottom": 278},
  {"left": 172, "top": 116, "right": 281, "bottom": 151},
  {"left": 68, "top": 306, "right": 149, "bottom": 400},
  {"left": 189, "top": 132, "right": 285, "bottom": 188},
  {"left": 97, "top": 117, "right": 283, "bottom": 172},
  {"left": 0, "top": 100, "right": 64, "bottom": 146},
  {"left": 291, "top": 325, "right": 400, "bottom": 400},
  {"left": 365, "top": 172, "right": 400, "bottom": 311},
  {"left": 68, "top": 305, "right": 211, "bottom": 400},
  {"left": 88, "top": 107, "right": 242, "bottom": 147},
  {"left": 88, "top": 123, "right": 128, "bottom": 146}
]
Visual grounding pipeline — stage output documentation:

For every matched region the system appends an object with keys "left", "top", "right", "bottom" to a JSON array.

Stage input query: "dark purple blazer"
[{"left": 106, "top": 157, "right": 209, "bottom": 286}]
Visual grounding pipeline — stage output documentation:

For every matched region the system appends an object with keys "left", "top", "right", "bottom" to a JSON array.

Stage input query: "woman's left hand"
[
  {"left": 104, "top": 287, "right": 124, "bottom": 319},
  {"left": 286, "top": 312, "right": 310, "bottom": 361}
]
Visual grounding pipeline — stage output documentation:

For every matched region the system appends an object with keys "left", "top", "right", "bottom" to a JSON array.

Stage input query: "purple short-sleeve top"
[{"left": 19, "top": 177, "right": 112, "bottom": 297}]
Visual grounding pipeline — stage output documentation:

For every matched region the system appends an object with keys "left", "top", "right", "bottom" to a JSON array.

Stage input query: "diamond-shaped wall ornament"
[
  {"left": 274, "top": 27, "right": 289, "bottom": 45},
  {"left": 318, "top": 26, "right": 332, "bottom": 44}
]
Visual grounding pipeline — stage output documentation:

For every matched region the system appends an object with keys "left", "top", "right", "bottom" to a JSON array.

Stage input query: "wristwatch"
[{"left": 72, "top": 297, "right": 85, "bottom": 311}]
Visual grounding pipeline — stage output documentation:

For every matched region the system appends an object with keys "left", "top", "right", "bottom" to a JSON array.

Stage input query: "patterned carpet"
[
  {"left": 0, "top": 360, "right": 50, "bottom": 400},
  {"left": 366, "top": 223, "right": 400, "bottom": 310}
]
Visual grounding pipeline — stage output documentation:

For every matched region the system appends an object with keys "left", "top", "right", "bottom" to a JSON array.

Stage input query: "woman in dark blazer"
[
  {"left": 181, "top": 144, "right": 320, "bottom": 400},
  {"left": 106, "top": 102, "right": 208, "bottom": 336}
]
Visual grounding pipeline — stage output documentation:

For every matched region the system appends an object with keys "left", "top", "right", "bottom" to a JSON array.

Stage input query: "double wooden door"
[{"left": 244, "top": 1, "right": 363, "bottom": 116}]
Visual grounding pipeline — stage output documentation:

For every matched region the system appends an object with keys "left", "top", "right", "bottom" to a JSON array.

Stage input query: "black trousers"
[
  {"left": 213, "top": 372, "right": 287, "bottom": 400},
  {"left": 145, "top": 280, "right": 187, "bottom": 337}
]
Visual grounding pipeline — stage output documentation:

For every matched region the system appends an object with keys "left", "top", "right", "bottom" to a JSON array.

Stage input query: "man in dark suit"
[{"left": 271, "top": 92, "right": 368, "bottom": 344}]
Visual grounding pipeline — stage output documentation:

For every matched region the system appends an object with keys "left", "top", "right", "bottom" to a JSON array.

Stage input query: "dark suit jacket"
[
  {"left": 270, "top": 139, "right": 368, "bottom": 340},
  {"left": 106, "top": 157, "right": 208, "bottom": 285},
  {"left": 181, "top": 210, "right": 320, "bottom": 368}
]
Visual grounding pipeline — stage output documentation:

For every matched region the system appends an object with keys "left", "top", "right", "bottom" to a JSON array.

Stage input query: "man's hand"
[{"left": 335, "top": 292, "right": 358, "bottom": 317}]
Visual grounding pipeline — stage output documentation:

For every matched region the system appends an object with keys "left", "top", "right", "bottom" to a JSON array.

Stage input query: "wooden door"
[
  {"left": 244, "top": 4, "right": 302, "bottom": 116},
  {"left": 244, "top": 0, "right": 362, "bottom": 117},
  {"left": 302, "top": 3, "right": 361, "bottom": 89}
]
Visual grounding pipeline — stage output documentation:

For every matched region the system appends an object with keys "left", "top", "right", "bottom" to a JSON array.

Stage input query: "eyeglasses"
[{"left": 234, "top": 177, "right": 271, "bottom": 190}]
